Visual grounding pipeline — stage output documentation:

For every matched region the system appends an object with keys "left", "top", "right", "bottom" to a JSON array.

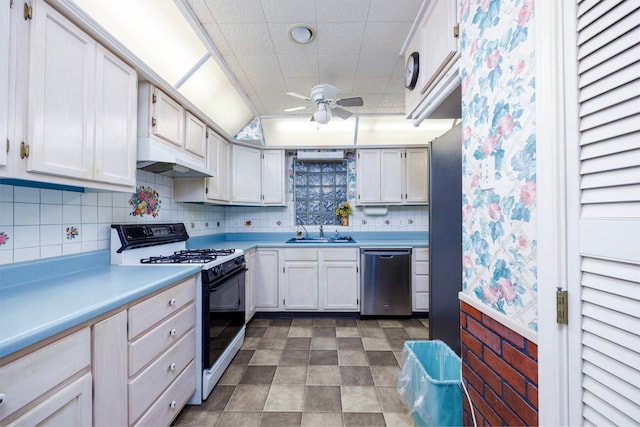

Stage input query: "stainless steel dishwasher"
[{"left": 360, "top": 248, "right": 412, "bottom": 316}]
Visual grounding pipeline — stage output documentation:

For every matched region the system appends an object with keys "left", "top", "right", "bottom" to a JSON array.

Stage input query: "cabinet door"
[
  {"left": 184, "top": 112, "right": 206, "bottom": 157},
  {"left": 418, "top": 0, "right": 458, "bottom": 94},
  {"left": 379, "top": 149, "right": 403, "bottom": 203},
  {"left": 405, "top": 148, "right": 429, "bottom": 203},
  {"left": 262, "top": 149, "right": 284, "bottom": 204},
  {"left": 356, "top": 150, "right": 380, "bottom": 203},
  {"left": 255, "top": 249, "right": 279, "bottom": 308},
  {"left": 152, "top": 88, "right": 184, "bottom": 146},
  {"left": 9, "top": 373, "right": 92, "bottom": 427},
  {"left": 231, "top": 144, "right": 261, "bottom": 203},
  {"left": 94, "top": 45, "right": 137, "bottom": 186},
  {"left": 322, "top": 263, "right": 359, "bottom": 311},
  {"left": 0, "top": 0, "right": 9, "bottom": 168},
  {"left": 27, "top": 1, "right": 95, "bottom": 179},
  {"left": 282, "top": 262, "right": 318, "bottom": 310},
  {"left": 206, "top": 131, "right": 230, "bottom": 202},
  {"left": 245, "top": 250, "right": 256, "bottom": 322}
]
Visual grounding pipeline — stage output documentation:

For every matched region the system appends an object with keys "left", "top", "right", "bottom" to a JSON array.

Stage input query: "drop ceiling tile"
[
  {"left": 206, "top": 0, "right": 265, "bottom": 23},
  {"left": 352, "top": 77, "right": 391, "bottom": 93},
  {"left": 260, "top": 0, "right": 316, "bottom": 23},
  {"left": 361, "top": 22, "right": 412, "bottom": 54},
  {"left": 279, "top": 54, "right": 319, "bottom": 78},
  {"left": 356, "top": 53, "right": 400, "bottom": 77},
  {"left": 316, "top": 23, "right": 366, "bottom": 55},
  {"left": 367, "top": 0, "right": 424, "bottom": 22},
  {"left": 218, "top": 23, "right": 276, "bottom": 55},
  {"left": 235, "top": 55, "right": 283, "bottom": 80},
  {"left": 316, "top": 0, "right": 372, "bottom": 23},
  {"left": 201, "top": 23, "right": 233, "bottom": 56}
]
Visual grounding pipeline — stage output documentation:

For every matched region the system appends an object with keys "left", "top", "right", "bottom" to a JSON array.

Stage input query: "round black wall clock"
[{"left": 404, "top": 51, "right": 419, "bottom": 90}]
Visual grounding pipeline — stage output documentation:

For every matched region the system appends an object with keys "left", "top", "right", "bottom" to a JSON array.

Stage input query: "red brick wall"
[{"left": 460, "top": 301, "right": 538, "bottom": 426}]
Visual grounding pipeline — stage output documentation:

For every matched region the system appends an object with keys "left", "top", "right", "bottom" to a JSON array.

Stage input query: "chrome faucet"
[{"left": 319, "top": 225, "right": 324, "bottom": 238}]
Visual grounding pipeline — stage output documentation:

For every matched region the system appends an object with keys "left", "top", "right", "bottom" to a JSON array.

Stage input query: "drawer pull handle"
[
  {"left": 169, "top": 329, "right": 177, "bottom": 336},
  {"left": 0, "top": 393, "right": 5, "bottom": 405},
  {"left": 169, "top": 298, "right": 177, "bottom": 306},
  {"left": 169, "top": 400, "right": 177, "bottom": 409},
  {"left": 169, "top": 363, "right": 177, "bottom": 371}
]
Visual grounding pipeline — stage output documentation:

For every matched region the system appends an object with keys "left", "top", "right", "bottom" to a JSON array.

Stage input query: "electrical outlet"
[{"left": 480, "top": 158, "right": 495, "bottom": 190}]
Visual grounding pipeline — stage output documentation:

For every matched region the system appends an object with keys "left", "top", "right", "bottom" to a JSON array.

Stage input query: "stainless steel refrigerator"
[{"left": 428, "top": 124, "right": 462, "bottom": 355}]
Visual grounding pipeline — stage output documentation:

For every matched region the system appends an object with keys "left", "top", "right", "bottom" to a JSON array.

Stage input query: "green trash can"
[{"left": 397, "top": 340, "right": 462, "bottom": 427}]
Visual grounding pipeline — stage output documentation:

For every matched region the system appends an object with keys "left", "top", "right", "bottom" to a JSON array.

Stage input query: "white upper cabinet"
[
  {"left": 0, "top": 1, "right": 9, "bottom": 169},
  {"left": 357, "top": 148, "right": 429, "bottom": 205},
  {"left": 231, "top": 145, "right": 285, "bottom": 205},
  {"left": 404, "top": 0, "right": 460, "bottom": 120},
  {"left": 138, "top": 83, "right": 184, "bottom": 147},
  {"left": 206, "top": 130, "right": 230, "bottom": 202},
  {"left": 231, "top": 144, "right": 262, "bottom": 203},
  {"left": 184, "top": 112, "right": 206, "bottom": 157},
  {"left": 262, "top": 149, "right": 285, "bottom": 205},
  {"left": 405, "top": 148, "right": 429, "bottom": 203},
  {"left": 7, "top": 0, "right": 137, "bottom": 191}
]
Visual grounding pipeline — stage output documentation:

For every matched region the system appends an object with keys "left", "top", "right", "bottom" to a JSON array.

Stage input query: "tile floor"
[{"left": 173, "top": 317, "right": 429, "bottom": 427}]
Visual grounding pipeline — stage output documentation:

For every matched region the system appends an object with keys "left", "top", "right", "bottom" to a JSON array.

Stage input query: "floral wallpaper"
[
  {"left": 234, "top": 117, "right": 263, "bottom": 143},
  {"left": 460, "top": 0, "right": 538, "bottom": 331}
]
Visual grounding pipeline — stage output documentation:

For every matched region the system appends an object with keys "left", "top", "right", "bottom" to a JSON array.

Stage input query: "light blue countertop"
[
  {"left": 0, "top": 251, "right": 200, "bottom": 358},
  {"left": 187, "top": 231, "right": 428, "bottom": 251},
  {"left": 0, "top": 232, "right": 427, "bottom": 358}
]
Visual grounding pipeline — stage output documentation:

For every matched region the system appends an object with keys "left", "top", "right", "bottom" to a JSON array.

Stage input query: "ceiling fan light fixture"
[
  {"left": 313, "top": 104, "right": 331, "bottom": 124},
  {"left": 288, "top": 24, "right": 315, "bottom": 44}
]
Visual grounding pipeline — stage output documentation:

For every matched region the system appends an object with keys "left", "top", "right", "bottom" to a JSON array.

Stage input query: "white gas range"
[{"left": 110, "top": 223, "right": 246, "bottom": 405}]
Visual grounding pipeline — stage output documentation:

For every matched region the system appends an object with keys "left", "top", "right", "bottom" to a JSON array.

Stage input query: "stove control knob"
[{"left": 235, "top": 256, "right": 244, "bottom": 265}]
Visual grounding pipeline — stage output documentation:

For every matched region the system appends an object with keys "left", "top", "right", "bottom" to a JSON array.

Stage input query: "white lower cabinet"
[
  {"left": 245, "top": 249, "right": 257, "bottom": 322},
  {"left": 413, "top": 248, "right": 430, "bottom": 311},
  {"left": 282, "top": 248, "right": 319, "bottom": 310},
  {"left": 254, "top": 249, "right": 280, "bottom": 310},
  {"left": 0, "top": 328, "right": 91, "bottom": 425},
  {"left": 321, "top": 248, "right": 359, "bottom": 311}
]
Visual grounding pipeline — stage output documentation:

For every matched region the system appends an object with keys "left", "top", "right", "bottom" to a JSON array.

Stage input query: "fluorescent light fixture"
[{"left": 297, "top": 150, "right": 345, "bottom": 160}]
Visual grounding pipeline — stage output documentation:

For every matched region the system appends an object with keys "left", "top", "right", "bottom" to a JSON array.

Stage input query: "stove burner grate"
[{"left": 140, "top": 248, "right": 236, "bottom": 264}]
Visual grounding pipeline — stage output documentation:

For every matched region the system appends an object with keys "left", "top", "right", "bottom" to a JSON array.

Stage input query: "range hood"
[{"left": 137, "top": 138, "right": 213, "bottom": 178}]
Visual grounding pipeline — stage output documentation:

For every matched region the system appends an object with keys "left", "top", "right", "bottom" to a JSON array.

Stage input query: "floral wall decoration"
[
  {"left": 460, "top": 0, "right": 538, "bottom": 331},
  {"left": 65, "top": 226, "right": 79, "bottom": 240},
  {"left": 0, "top": 231, "right": 9, "bottom": 246},
  {"left": 129, "top": 185, "right": 161, "bottom": 217}
]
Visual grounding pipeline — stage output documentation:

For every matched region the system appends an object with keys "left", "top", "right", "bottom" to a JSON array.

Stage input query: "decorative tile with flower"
[{"left": 294, "top": 160, "right": 348, "bottom": 225}]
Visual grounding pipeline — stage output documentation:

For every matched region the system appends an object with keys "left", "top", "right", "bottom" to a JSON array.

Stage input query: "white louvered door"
[{"left": 571, "top": 0, "right": 640, "bottom": 425}]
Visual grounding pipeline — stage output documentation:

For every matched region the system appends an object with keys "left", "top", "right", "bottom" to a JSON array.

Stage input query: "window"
[{"left": 294, "top": 160, "right": 348, "bottom": 225}]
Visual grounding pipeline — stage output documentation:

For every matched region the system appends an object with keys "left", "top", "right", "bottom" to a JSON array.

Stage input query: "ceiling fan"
[{"left": 285, "top": 84, "right": 364, "bottom": 124}]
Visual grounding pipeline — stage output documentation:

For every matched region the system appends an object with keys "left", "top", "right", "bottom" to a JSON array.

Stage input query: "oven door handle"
[{"left": 208, "top": 266, "right": 247, "bottom": 289}]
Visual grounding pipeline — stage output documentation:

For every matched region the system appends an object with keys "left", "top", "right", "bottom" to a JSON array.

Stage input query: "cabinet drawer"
[
  {"left": 128, "top": 276, "right": 196, "bottom": 339},
  {"left": 415, "top": 261, "right": 429, "bottom": 275},
  {"left": 415, "top": 275, "right": 429, "bottom": 292},
  {"left": 129, "top": 303, "right": 196, "bottom": 376},
  {"left": 415, "top": 292, "right": 430, "bottom": 310},
  {"left": 133, "top": 360, "right": 195, "bottom": 427},
  {"left": 414, "top": 248, "right": 429, "bottom": 261},
  {"left": 322, "top": 248, "right": 358, "bottom": 261},
  {"left": 0, "top": 328, "right": 90, "bottom": 422},
  {"left": 128, "top": 329, "right": 195, "bottom": 423},
  {"left": 283, "top": 248, "right": 317, "bottom": 261}
]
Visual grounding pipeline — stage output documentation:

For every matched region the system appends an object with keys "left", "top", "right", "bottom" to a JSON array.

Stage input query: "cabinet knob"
[
  {"left": 169, "top": 328, "right": 177, "bottom": 336},
  {"left": 169, "top": 363, "right": 177, "bottom": 371},
  {"left": 169, "top": 298, "right": 177, "bottom": 306},
  {"left": 0, "top": 393, "right": 5, "bottom": 405},
  {"left": 169, "top": 400, "right": 177, "bottom": 409}
]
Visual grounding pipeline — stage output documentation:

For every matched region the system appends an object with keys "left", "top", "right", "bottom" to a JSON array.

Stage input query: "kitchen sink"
[{"left": 286, "top": 236, "right": 356, "bottom": 244}]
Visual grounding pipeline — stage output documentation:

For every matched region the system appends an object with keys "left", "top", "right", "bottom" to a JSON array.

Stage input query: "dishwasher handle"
[{"left": 360, "top": 249, "right": 412, "bottom": 257}]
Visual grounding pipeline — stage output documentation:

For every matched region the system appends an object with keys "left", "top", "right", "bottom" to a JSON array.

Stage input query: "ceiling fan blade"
[
  {"left": 284, "top": 106, "right": 309, "bottom": 112},
  {"left": 286, "top": 92, "right": 312, "bottom": 101},
  {"left": 330, "top": 106, "right": 353, "bottom": 120},
  {"left": 336, "top": 96, "right": 363, "bottom": 107}
]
